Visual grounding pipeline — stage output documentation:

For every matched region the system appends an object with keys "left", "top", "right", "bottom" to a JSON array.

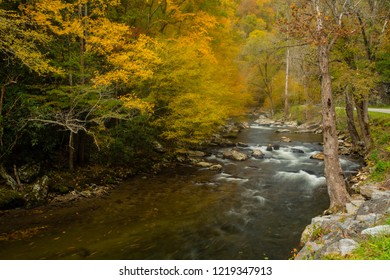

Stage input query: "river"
[{"left": 0, "top": 122, "right": 362, "bottom": 260}]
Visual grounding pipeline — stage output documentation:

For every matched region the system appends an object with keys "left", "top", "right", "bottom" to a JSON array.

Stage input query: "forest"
[{"left": 0, "top": 0, "right": 389, "bottom": 211}]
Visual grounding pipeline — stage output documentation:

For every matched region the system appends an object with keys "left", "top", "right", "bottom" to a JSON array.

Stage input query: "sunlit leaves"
[{"left": 0, "top": 9, "right": 62, "bottom": 75}]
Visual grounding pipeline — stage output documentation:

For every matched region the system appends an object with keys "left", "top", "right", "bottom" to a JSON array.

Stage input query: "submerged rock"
[
  {"left": 275, "top": 129, "right": 291, "bottom": 133},
  {"left": 209, "top": 164, "right": 223, "bottom": 171},
  {"left": 280, "top": 136, "right": 292, "bottom": 143},
  {"left": 291, "top": 148, "right": 304, "bottom": 154}
]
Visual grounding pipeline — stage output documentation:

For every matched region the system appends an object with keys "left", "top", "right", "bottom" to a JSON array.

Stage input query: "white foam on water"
[
  {"left": 274, "top": 170, "right": 326, "bottom": 188},
  {"left": 241, "top": 188, "right": 267, "bottom": 207},
  {"left": 272, "top": 149, "right": 300, "bottom": 161},
  {"left": 340, "top": 158, "right": 361, "bottom": 170},
  {"left": 216, "top": 172, "right": 249, "bottom": 183},
  {"left": 249, "top": 125, "right": 274, "bottom": 130},
  {"left": 262, "top": 158, "right": 282, "bottom": 164}
]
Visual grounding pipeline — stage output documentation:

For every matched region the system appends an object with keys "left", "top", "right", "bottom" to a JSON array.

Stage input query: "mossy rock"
[
  {"left": 0, "top": 188, "right": 25, "bottom": 210},
  {"left": 49, "top": 184, "right": 71, "bottom": 194}
]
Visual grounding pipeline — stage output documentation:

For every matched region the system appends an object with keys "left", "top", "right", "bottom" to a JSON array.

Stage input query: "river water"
[{"left": 0, "top": 123, "right": 362, "bottom": 260}]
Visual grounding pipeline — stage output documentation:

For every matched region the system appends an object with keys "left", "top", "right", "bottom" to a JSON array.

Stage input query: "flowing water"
[{"left": 0, "top": 123, "right": 362, "bottom": 260}]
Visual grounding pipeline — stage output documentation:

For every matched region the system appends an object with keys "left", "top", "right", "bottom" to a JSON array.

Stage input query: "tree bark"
[
  {"left": 69, "top": 132, "right": 75, "bottom": 171},
  {"left": 355, "top": 95, "right": 372, "bottom": 151},
  {"left": 344, "top": 87, "right": 361, "bottom": 147},
  {"left": 0, "top": 164, "right": 17, "bottom": 190},
  {"left": 284, "top": 47, "right": 290, "bottom": 119},
  {"left": 318, "top": 43, "right": 350, "bottom": 212}
]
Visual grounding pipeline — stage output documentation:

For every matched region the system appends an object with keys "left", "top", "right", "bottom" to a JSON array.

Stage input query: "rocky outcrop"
[
  {"left": 23, "top": 176, "right": 49, "bottom": 207},
  {"left": 296, "top": 186, "right": 390, "bottom": 260},
  {"left": 296, "top": 122, "right": 323, "bottom": 134},
  {"left": 18, "top": 163, "right": 41, "bottom": 183},
  {"left": 253, "top": 115, "right": 297, "bottom": 127}
]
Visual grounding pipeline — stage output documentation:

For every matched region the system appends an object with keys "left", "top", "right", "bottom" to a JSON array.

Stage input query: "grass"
[
  {"left": 323, "top": 216, "right": 390, "bottom": 260},
  {"left": 335, "top": 108, "right": 390, "bottom": 182}
]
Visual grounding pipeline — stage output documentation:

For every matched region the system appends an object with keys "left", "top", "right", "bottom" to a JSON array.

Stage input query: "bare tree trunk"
[
  {"left": 355, "top": 96, "right": 372, "bottom": 151},
  {"left": 344, "top": 87, "right": 361, "bottom": 147},
  {"left": 69, "top": 132, "right": 75, "bottom": 171},
  {"left": 0, "top": 164, "right": 17, "bottom": 190},
  {"left": 267, "top": 92, "right": 275, "bottom": 117},
  {"left": 318, "top": 43, "right": 350, "bottom": 212},
  {"left": 284, "top": 47, "right": 290, "bottom": 119}
]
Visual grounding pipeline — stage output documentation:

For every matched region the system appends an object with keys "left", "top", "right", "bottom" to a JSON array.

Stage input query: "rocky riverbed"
[{"left": 296, "top": 179, "right": 390, "bottom": 259}]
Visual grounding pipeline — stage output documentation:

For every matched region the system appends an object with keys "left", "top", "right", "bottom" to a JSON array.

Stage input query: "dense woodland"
[{"left": 0, "top": 0, "right": 389, "bottom": 211}]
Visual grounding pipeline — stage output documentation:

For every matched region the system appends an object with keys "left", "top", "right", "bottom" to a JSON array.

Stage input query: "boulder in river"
[
  {"left": 266, "top": 144, "right": 273, "bottom": 151},
  {"left": 223, "top": 149, "right": 248, "bottom": 161},
  {"left": 252, "top": 149, "right": 264, "bottom": 159},
  {"left": 273, "top": 144, "right": 280, "bottom": 150},
  {"left": 196, "top": 161, "right": 213, "bottom": 168},
  {"left": 310, "top": 152, "right": 325, "bottom": 160},
  {"left": 280, "top": 136, "right": 292, "bottom": 143}
]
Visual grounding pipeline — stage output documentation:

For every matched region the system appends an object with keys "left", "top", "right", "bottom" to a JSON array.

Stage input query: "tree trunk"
[
  {"left": 268, "top": 92, "right": 274, "bottom": 117},
  {"left": 284, "top": 47, "right": 290, "bottom": 119},
  {"left": 318, "top": 43, "right": 350, "bottom": 212},
  {"left": 344, "top": 87, "right": 361, "bottom": 147},
  {"left": 69, "top": 132, "right": 75, "bottom": 171},
  {"left": 355, "top": 95, "right": 372, "bottom": 152},
  {"left": 79, "top": 3, "right": 85, "bottom": 86},
  {"left": 0, "top": 164, "right": 17, "bottom": 190}
]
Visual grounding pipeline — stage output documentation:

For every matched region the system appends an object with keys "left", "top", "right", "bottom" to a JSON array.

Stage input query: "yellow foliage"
[
  {"left": 120, "top": 94, "right": 154, "bottom": 115},
  {"left": 90, "top": 28, "right": 162, "bottom": 87}
]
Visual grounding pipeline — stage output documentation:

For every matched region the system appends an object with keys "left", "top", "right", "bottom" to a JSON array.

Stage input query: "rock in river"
[
  {"left": 310, "top": 152, "right": 325, "bottom": 160},
  {"left": 252, "top": 149, "right": 264, "bottom": 159},
  {"left": 196, "top": 162, "right": 213, "bottom": 168},
  {"left": 223, "top": 149, "right": 248, "bottom": 161}
]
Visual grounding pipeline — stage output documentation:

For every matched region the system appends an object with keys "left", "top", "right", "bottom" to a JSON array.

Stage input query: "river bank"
[
  {"left": 1, "top": 113, "right": 383, "bottom": 260},
  {"left": 295, "top": 179, "right": 390, "bottom": 259},
  {"left": 1, "top": 113, "right": 352, "bottom": 260}
]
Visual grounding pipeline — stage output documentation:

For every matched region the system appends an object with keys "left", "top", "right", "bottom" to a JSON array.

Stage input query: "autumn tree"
[
  {"left": 0, "top": 4, "right": 62, "bottom": 187},
  {"left": 241, "top": 30, "right": 286, "bottom": 116},
  {"left": 288, "top": 0, "right": 364, "bottom": 212}
]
